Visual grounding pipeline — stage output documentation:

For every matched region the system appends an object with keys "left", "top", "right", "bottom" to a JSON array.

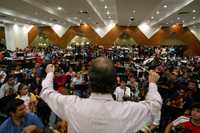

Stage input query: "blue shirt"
[{"left": 0, "top": 112, "right": 44, "bottom": 133}]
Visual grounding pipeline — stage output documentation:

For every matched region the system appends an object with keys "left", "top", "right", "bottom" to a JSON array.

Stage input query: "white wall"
[
  {"left": 93, "top": 22, "right": 116, "bottom": 38},
  {"left": 138, "top": 23, "right": 160, "bottom": 39},
  {"left": 5, "top": 24, "right": 32, "bottom": 51},
  {"left": 51, "top": 24, "right": 69, "bottom": 38},
  {"left": 189, "top": 26, "right": 200, "bottom": 41}
]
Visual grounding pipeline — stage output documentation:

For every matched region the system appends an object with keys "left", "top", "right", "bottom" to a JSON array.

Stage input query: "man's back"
[
  {"left": 41, "top": 81, "right": 161, "bottom": 133},
  {"left": 41, "top": 58, "right": 162, "bottom": 133},
  {"left": 63, "top": 94, "right": 151, "bottom": 133}
]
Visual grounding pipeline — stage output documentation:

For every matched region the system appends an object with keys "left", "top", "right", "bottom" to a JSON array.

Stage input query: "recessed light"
[
  {"left": 156, "top": 11, "right": 160, "bottom": 15},
  {"left": 57, "top": 6, "right": 63, "bottom": 11},
  {"left": 106, "top": 11, "right": 110, "bottom": 15},
  {"left": 193, "top": 16, "right": 196, "bottom": 19},
  {"left": 163, "top": 5, "right": 167, "bottom": 8},
  {"left": 182, "top": 20, "right": 185, "bottom": 23},
  {"left": 177, "top": 17, "right": 180, "bottom": 20},
  {"left": 151, "top": 16, "right": 154, "bottom": 19},
  {"left": 80, "top": 10, "right": 88, "bottom": 14},
  {"left": 166, "top": 22, "right": 169, "bottom": 25},
  {"left": 130, "top": 17, "right": 134, "bottom": 21},
  {"left": 192, "top": 9, "right": 196, "bottom": 13},
  {"left": 132, "top": 10, "right": 136, "bottom": 14},
  {"left": 104, "top": 5, "right": 107, "bottom": 9}
]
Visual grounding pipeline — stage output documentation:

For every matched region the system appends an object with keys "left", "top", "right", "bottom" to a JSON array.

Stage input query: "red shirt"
[{"left": 179, "top": 120, "right": 200, "bottom": 133}]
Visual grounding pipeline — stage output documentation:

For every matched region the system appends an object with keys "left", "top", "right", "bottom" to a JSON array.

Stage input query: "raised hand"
[
  {"left": 148, "top": 70, "right": 160, "bottom": 83},
  {"left": 45, "top": 64, "right": 55, "bottom": 74}
]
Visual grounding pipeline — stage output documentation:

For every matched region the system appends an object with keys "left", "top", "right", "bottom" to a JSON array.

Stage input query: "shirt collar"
[{"left": 89, "top": 93, "right": 114, "bottom": 101}]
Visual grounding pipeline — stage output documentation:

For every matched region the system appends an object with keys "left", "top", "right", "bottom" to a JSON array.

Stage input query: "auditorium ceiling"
[{"left": 0, "top": 0, "right": 199, "bottom": 28}]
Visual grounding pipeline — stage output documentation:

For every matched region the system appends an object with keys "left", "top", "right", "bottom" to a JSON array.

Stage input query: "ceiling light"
[
  {"left": 177, "top": 17, "right": 180, "bottom": 20},
  {"left": 132, "top": 10, "right": 136, "bottom": 14},
  {"left": 182, "top": 20, "right": 185, "bottom": 23},
  {"left": 163, "top": 5, "right": 167, "bottom": 8},
  {"left": 151, "top": 16, "right": 154, "bottom": 19},
  {"left": 80, "top": 10, "right": 88, "bottom": 14},
  {"left": 57, "top": 7, "right": 63, "bottom": 11},
  {"left": 192, "top": 9, "right": 196, "bottom": 13},
  {"left": 130, "top": 17, "right": 134, "bottom": 21},
  {"left": 156, "top": 11, "right": 160, "bottom": 15},
  {"left": 106, "top": 11, "right": 110, "bottom": 15},
  {"left": 104, "top": 5, "right": 107, "bottom": 9},
  {"left": 166, "top": 22, "right": 169, "bottom": 25},
  {"left": 193, "top": 16, "right": 196, "bottom": 20}
]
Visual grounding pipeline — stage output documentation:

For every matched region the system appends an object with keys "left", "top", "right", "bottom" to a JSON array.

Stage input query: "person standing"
[{"left": 40, "top": 57, "right": 162, "bottom": 133}]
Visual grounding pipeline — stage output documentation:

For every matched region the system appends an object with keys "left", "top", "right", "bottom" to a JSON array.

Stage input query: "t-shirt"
[
  {"left": 172, "top": 116, "right": 200, "bottom": 133},
  {"left": 179, "top": 121, "right": 200, "bottom": 133},
  {"left": 0, "top": 112, "right": 44, "bottom": 133}
]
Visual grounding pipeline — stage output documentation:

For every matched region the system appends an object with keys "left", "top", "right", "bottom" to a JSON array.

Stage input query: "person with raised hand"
[{"left": 40, "top": 57, "right": 162, "bottom": 133}]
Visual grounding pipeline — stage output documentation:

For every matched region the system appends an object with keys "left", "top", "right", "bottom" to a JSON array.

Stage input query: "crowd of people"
[{"left": 0, "top": 44, "right": 199, "bottom": 133}]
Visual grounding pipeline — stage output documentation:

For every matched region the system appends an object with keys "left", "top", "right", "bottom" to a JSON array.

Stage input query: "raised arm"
[{"left": 40, "top": 64, "right": 76, "bottom": 120}]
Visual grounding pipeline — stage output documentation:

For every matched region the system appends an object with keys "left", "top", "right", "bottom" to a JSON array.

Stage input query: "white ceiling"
[{"left": 0, "top": 0, "right": 199, "bottom": 28}]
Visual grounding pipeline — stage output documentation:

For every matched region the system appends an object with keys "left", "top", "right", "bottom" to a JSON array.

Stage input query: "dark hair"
[
  {"left": 191, "top": 103, "right": 200, "bottom": 109},
  {"left": 17, "top": 83, "right": 29, "bottom": 94},
  {"left": 88, "top": 57, "right": 116, "bottom": 94},
  {"left": 6, "top": 98, "right": 24, "bottom": 114},
  {"left": 18, "top": 83, "right": 27, "bottom": 91}
]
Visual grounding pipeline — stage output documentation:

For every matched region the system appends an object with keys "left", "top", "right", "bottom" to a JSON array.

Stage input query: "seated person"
[
  {"left": 164, "top": 103, "right": 200, "bottom": 133},
  {"left": 113, "top": 80, "right": 131, "bottom": 101},
  {"left": 0, "top": 98, "right": 44, "bottom": 133},
  {"left": 16, "top": 83, "right": 37, "bottom": 112}
]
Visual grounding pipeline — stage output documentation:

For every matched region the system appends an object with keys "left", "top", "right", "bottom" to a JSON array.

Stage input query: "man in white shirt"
[{"left": 40, "top": 57, "right": 162, "bottom": 133}]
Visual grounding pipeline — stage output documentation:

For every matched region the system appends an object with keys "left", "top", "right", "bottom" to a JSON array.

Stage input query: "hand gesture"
[
  {"left": 45, "top": 64, "right": 55, "bottom": 74},
  {"left": 148, "top": 70, "right": 160, "bottom": 83}
]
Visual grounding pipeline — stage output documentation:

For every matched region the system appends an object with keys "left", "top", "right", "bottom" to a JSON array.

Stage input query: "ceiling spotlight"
[
  {"left": 163, "top": 5, "right": 167, "bottom": 8},
  {"left": 130, "top": 17, "right": 134, "bottom": 21},
  {"left": 192, "top": 9, "right": 196, "bottom": 13},
  {"left": 166, "top": 22, "right": 169, "bottom": 25},
  {"left": 156, "top": 11, "right": 160, "bottom": 15},
  {"left": 193, "top": 16, "right": 196, "bottom": 20},
  {"left": 57, "top": 6, "right": 63, "bottom": 11},
  {"left": 80, "top": 10, "right": 88, "bottom": 14},
  {"left": 104, "top": 5, "right": 107, "bottom": 9},
  {"left": 151, "top": 16, "right": 154, "bottom": 19},
  {"left": 177, "top": 17, "right": 180, "bottom": 20},
  {"left": 132, "top": 10, "right": 136, "bottom": 14}
]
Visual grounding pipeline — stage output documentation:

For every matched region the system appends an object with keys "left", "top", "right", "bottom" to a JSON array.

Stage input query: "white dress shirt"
[{"left": 40, "top": 72, "right": 162, "bottom": 133}]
